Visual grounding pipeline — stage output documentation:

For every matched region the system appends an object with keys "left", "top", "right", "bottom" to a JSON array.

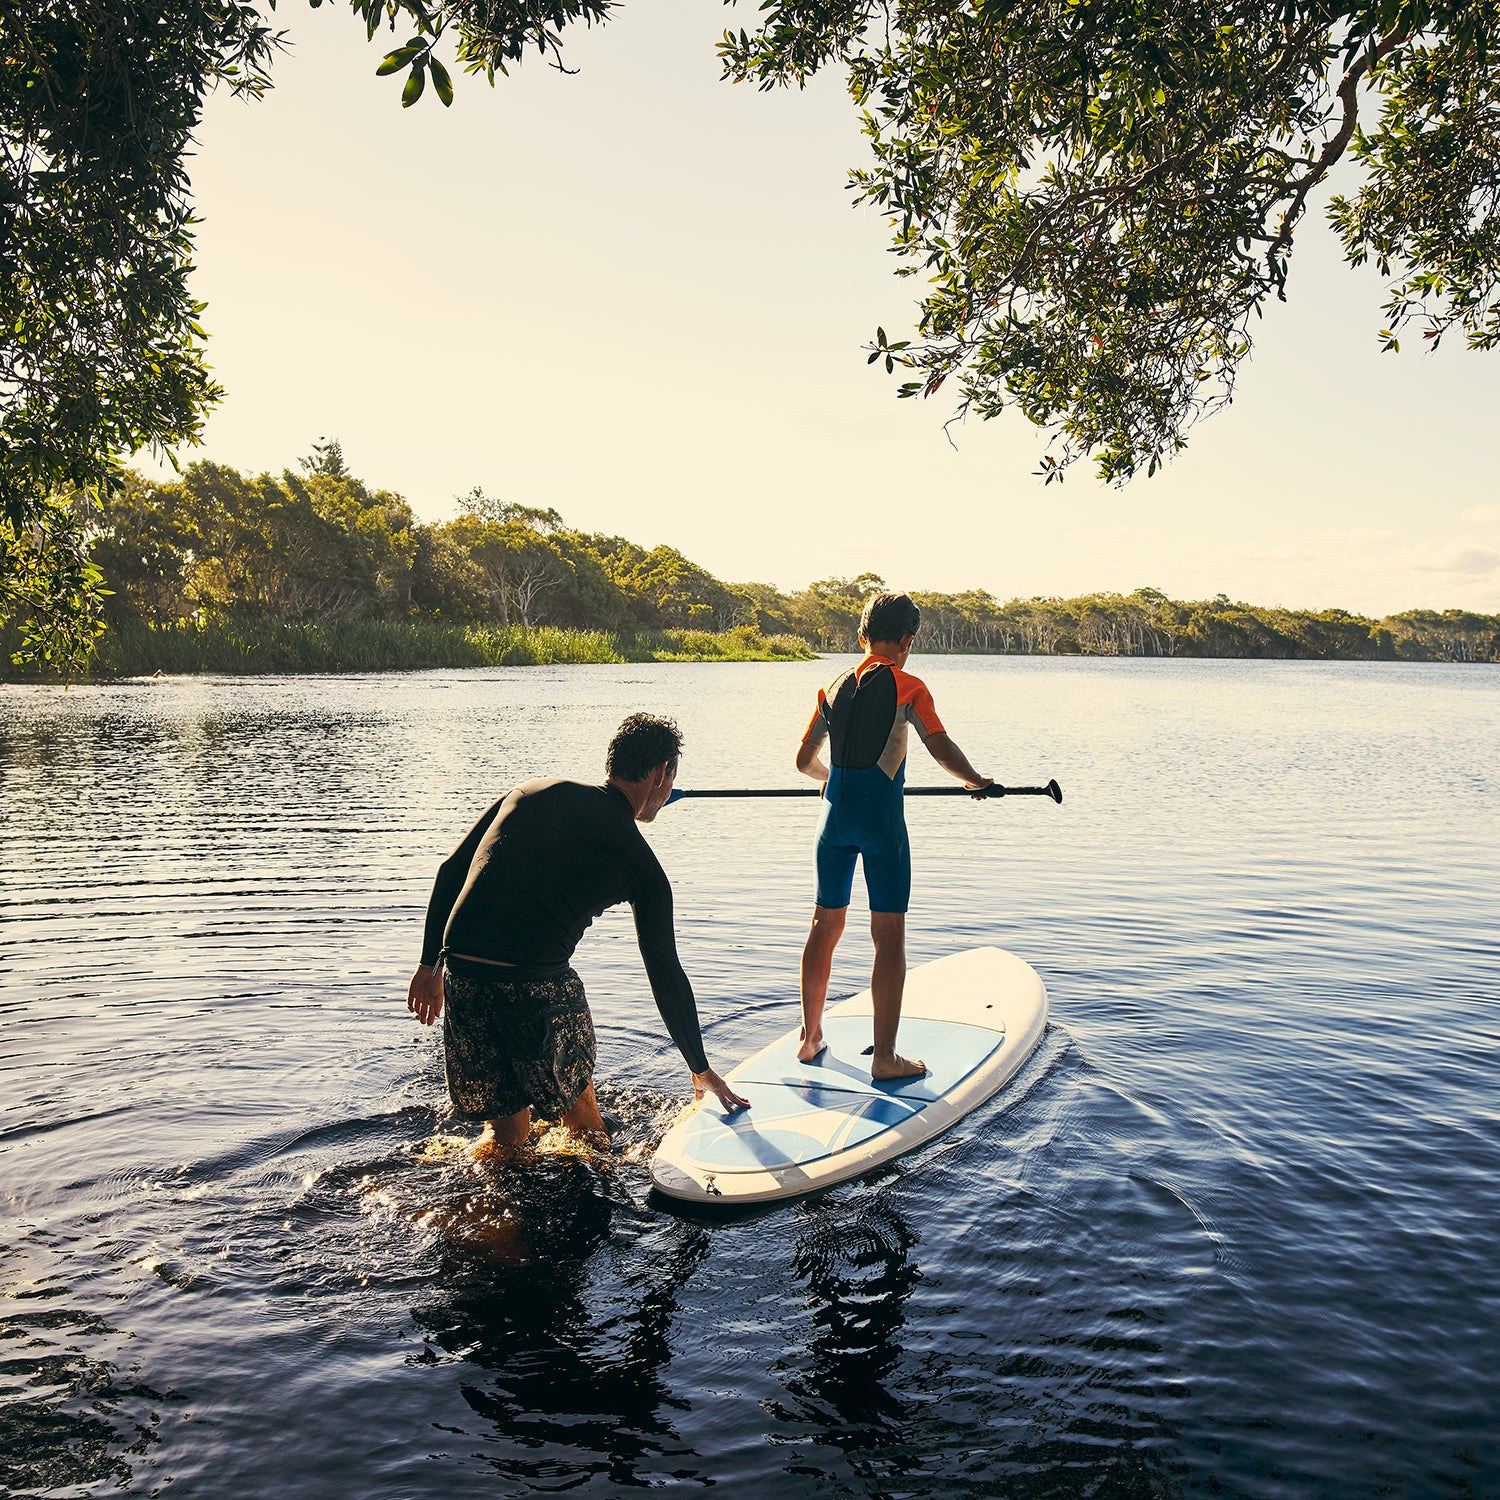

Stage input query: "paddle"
[{"left": 667, "top": 779, "right": 1062, "bottom": 804}]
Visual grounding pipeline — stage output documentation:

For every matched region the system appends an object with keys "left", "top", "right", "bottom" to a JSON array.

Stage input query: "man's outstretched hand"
[
  {"left": 692, "top": 1067, "right": 749, "bottom": 1112},
  {"left": 407, "top": 965, "right": 444, "bottom": 1026}
]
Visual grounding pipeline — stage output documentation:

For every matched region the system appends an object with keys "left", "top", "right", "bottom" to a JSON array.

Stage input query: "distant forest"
[{"left": 84, "top": 449, "right": 1500, "bottom": 664}]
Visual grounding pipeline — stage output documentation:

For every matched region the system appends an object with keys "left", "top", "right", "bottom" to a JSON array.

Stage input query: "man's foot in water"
[
  {"left": 471, "top": 1129, "right": 527, "bottom": 1159},
  {"left": 871, "top": 1050, "right": 926, "bottom": 1081},
  {"left": 796, "top": 1027, "right": 827, "bottom": 1063},
  {"left": 559, "top": 1119, "right": 611, "bottom": 1151},
  {"left": 471, "top": 1110, "right": 530, "bottom": 1157}
]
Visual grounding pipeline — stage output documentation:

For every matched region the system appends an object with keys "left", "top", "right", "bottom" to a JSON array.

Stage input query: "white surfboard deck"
[{"left": 650, "top": 947, "right": 1048, "bottom": 1205}]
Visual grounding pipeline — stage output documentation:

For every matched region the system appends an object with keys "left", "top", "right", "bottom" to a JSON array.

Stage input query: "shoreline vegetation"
[
  {"left": 21, "top": 619, "right": 816, "bottom": 677},
  {"left": 6, "top": 452, "right": 1498, "bottom": 681}
]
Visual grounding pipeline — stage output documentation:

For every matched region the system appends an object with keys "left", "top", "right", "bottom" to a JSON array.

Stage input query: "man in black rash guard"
[{"left": 406, "top": 713, "right": 748, "bottom": 1150}]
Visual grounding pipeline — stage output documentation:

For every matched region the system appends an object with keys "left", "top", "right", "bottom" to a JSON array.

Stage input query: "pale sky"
[{"left": 153, "top": 0, "right": 1500, "bottom": 617}]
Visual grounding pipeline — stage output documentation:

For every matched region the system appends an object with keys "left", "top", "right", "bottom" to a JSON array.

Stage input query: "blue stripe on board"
[
  {"left": 734, "top": 1014, "right": 1005, "bottom": 1103},
  {"left": 678, "top": 1010, "right": 1010, "bottom": 1173},
  {"left": 682, "top": 1084, "right": 925, "bottom": 1171}
]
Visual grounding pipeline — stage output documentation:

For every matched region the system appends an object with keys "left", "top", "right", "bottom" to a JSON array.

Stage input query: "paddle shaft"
[{"left": 669, "top": 779, "right": 1062, "bottom": 803}]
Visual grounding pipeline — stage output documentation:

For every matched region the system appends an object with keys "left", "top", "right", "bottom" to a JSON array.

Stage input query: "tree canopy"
[
  {"left": 82, "top": 460, "right": 761, "bottom": 635},
  {"left": 5, "top": 0, "right": 1499, "bottom": 668},
  {"left": 44, "top": 452, "right": 1495, "bottom": 668},
  {"left": 722, "top": 0, "right": 1500, "bottom": 482},
  {"left": 2, "top": 2, "right": 279, "bottom": 670}
]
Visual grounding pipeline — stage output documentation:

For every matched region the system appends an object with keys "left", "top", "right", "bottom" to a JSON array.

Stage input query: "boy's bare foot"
[
  {"left": 796, "top": 1028, "right": 827, "bottom": 1063},
  {"left": 871, "top": 1052, "right": 926, "bottom": 1081}
]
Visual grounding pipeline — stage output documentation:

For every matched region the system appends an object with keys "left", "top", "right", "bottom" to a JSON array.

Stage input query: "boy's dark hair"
[
  {"left": 606, "top": 713, "right": 684, "bottom": 781},
  {"left": 860, "top": 592, "right": 921, "bottom": 643}
]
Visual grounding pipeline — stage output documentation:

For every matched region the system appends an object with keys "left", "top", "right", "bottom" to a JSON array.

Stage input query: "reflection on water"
[
  {"left": 775, "top": 1196, "right": 921, "bottom": 1433},
  {"left": 759, "top": 1035, "right": 1192, "bottom": 1499},
  {"left": 0, "top": 1296, "right": 167, "bottom": 1497},
  {"left": 4, "top": 660, "right": 1499, "bottom": 1497}
]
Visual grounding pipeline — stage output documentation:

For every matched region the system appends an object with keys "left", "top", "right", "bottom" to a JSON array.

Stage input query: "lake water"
[{"left": 3, "top": 657, "right": 1498, "bottom": 1498}]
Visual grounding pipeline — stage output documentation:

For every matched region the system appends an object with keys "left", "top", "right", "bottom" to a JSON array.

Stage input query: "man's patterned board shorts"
[{"left": 440, "top": 961, "right": 595, "bottom": 1121}]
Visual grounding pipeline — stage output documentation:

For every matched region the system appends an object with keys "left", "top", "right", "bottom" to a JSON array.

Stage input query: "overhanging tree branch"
[{"left": 1267, "top": 28, "right": 1412, "bottom": 291}]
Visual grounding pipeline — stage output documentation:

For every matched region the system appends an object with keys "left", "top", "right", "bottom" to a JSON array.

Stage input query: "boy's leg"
[
  {"left": 861, "top": 813, "right": 922, "bottom": 1079},
  {"left": 869, "top": 911, "right": 924, "bottom": 1080},
  {"left": 798, "top": 905, "right": 847, "bottom": 1061},
  {"left": 804, "top": 800, "right": 857, "bottom": 1063},
  {"left": 547, "top": 995, "right": 604, "bottom": 1140}
]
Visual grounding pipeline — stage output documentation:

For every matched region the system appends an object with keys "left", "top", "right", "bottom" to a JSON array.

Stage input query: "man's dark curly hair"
[
  {"left": 860, "top": 592, "right": 921, "bottom": 643},
  {"left": 606, "top": 713, "right": 684, "bottom": 781}
]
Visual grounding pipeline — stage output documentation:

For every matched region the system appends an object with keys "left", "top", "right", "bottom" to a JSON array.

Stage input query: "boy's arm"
[
  {"left": 924, "top": 732, "right": 992, "bottom": 791},
  {"left": 906, "top": 676, "right": 991, "bottom": 793},
  {"left": 796, "top": 697, "right": 830, "bottom": 784},
  {"left": 417, "top": 797, "right": 505, "bottom": 967},
  {"left": 795, "top": 738, "right": 829, "bottom": 784}
]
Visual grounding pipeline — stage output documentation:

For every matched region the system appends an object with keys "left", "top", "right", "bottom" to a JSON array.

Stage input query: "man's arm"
[
  {"left": 923, "top": 732, "right": 992, "bottom": 793},
  {"left": 407, "top": 797, "right": 504, "bottom": 1027},
  {"left": 632, "top": 862, "right": 749, "bottom": 1112}
]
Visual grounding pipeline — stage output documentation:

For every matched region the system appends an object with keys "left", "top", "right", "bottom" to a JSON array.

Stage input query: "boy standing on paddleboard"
[{"left": 795, "top": 593, "right": 992, "bottom": 1079}]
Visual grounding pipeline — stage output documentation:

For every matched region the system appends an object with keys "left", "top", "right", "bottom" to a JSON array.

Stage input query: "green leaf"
[
  {"left": 377, "top": 44, "right": 423, "bottom": 76},
  {"left": 402, "top": 65, "right": 427, "bottom": 108},
  {"left": 429, "top": 57, "right": 454, "bottom": 106}
]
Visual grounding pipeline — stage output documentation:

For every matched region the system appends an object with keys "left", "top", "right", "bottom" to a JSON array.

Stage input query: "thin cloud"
[
  {"left": 1232, "top": 541, "right": 1318, "bottom": 563},
  {"left": 1409, "top": 543, "right": 1500, "bottom": 575},
  {"left": 1331, "top": 526, "right": 1397, "bottom": 547},
  {"left": 1063, "top": 523, "right": 1155, "bottom": 542}
]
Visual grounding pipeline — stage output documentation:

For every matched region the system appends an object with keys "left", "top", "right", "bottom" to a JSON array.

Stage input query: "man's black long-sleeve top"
[{"left": 420, "top": 778, "right": 708, "bottom": 1074}]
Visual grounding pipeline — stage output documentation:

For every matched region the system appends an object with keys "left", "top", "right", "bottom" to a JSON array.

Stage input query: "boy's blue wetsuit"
[{"left": 801, "top": 654, "right": 946, "bottom": 914}]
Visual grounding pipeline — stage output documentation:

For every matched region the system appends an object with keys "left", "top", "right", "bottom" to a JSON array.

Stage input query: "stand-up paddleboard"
[{"left": 651, "top": 947, "right": 1048, "bottom": 1205}]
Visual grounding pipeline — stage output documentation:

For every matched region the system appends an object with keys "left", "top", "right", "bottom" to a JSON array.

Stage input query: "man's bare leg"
[
  {"left": 798, "top": 905, "right": 847, "bottom": 1061},
  {"left": 475, "top": 1107, "right": 530, "bottom": 1152},
  {"left": 869, "top": 911, "right": 924, "bottom": 1079},
  {"left": 560, "top": 1081, "right": 608, "bottom": 1142}
]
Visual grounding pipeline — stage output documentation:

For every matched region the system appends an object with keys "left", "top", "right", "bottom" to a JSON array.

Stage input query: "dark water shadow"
[
  {"left": 403, "top": 1138, "right": 720, "bottom": 1491},
  {"left": 0, "top": 1292, "right": 174, "bottom": 1496}
]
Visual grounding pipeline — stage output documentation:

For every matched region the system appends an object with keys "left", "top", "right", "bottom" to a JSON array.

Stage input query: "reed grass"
[
  {"left": 624, "top": 627, "right": 813, "bottom": 663},
  {"left": 0, "top": 618, "right": 816, "bottom": 681}
]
